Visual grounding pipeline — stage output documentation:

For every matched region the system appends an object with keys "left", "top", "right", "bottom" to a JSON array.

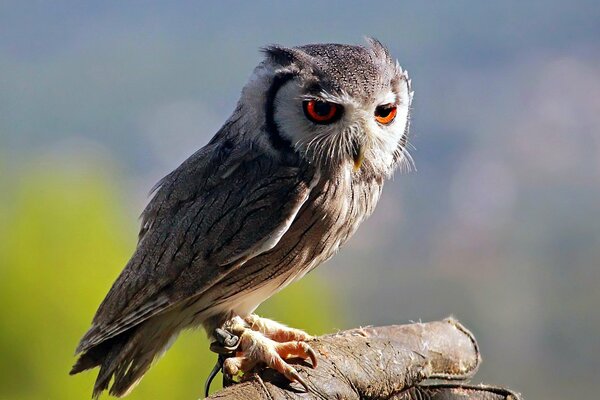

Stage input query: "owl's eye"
[
  {"left": 374, "top": 104, "right": 397, "bottom": 125},
  {"left": 303, "top": 100, "right": 342, "bottom": 124}
]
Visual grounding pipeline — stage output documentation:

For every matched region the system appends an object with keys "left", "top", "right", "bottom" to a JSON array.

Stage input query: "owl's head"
[{"left": 241, "top": 39, "right": 413, "bottom": 178}]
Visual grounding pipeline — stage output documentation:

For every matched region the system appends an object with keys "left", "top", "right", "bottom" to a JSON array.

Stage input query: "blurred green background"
[{"left": 1, "top": 1, "right": 600, "bottom": 399}]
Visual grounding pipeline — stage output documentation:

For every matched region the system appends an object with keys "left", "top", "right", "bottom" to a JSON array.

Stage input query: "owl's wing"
[{"left": 76, "top": 139, "right": 315, "bottom": 353}]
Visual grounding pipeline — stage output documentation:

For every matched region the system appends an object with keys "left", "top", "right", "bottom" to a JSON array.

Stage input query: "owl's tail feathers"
[{"left": 70, "top": 326, "right": 168, "bottom": 399}]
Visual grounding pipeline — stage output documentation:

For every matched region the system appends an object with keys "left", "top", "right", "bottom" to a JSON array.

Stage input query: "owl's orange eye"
[
  {"left": 374, "top": 104, "right": 397, "bottom": 125},
  {"left": 303, "top": 100, "right": 341, "bottom": 124}
]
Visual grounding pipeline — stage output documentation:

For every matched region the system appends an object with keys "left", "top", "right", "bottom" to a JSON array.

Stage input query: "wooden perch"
[{"left": 208, "top": 318, "right": 521, "bottom": 400}]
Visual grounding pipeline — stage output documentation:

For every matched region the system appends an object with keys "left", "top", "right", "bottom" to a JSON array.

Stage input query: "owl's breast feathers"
[{"left": 212, "top": 165, "right": 383, "bottom": 317}]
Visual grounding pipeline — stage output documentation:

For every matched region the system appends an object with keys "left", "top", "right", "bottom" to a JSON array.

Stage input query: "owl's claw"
[
  {"left": 210, "top": 315, "right": 316, "bottom": 392},
  {"left": 223, "top": 333, "right": 316, "bottom": 392}
]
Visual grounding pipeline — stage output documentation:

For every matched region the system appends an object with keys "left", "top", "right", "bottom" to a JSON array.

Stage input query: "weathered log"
[{"left": 207, "top": 318, "right": 521, "bottom": 399}]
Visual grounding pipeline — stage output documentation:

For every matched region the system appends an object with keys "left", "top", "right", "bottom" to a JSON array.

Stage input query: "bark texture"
[{"left": 207, "top": 318, "right": 521, "bottom": 399}]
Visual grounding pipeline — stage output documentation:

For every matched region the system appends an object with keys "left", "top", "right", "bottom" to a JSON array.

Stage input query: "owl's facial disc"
[{"left": 272, "top": 75, "right": 410, "bottom": 176}]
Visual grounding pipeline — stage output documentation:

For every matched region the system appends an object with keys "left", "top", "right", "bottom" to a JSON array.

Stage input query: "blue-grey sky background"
[{"left": 2, "top": 2, "right": 600, "bottom": 399}]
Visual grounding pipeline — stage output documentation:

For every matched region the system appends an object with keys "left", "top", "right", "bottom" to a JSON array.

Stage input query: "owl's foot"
[{"left": 216, "top": 315, "right": 317, "bottom": 391}]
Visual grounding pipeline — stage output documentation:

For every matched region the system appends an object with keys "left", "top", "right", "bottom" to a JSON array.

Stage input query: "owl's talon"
[
  {"left": 286, "top": 367, "right": 310, "bottom": 392},
  {"left": 218, "top": 320, "right": 315, "bottom": 391},
  {"left": 297, "top": 341, "right": 317, "bottom": 368},
  {"left": 208, "top": 316, "right": 315, "bottom": 391},
  {"left": 271, "top": 356, "right": 311, "bottom": 391}
]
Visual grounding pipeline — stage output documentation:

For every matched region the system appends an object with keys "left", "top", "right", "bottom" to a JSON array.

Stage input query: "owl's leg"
[{"left": 220, "top": 316, "right": 317, "bottom": 391}]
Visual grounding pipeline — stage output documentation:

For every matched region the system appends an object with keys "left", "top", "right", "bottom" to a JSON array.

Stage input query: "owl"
[{"left": 71, "top": 39, "right": 413, "bottom": 398}]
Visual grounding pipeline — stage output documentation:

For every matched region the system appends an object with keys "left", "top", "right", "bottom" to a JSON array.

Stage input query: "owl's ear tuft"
[
  {"left": 365, "top": 37, "right": 392, "bottom": 60},
  {"left": 262, "top": 45, "right": 297, "bottom": 67},
  {"left": 261, "top": 45, "right": 314, "bottom": 70}
]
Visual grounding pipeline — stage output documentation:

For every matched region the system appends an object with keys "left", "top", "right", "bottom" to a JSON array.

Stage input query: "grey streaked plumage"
[{"left": 71, "top": 39, "right": 413, "bottom": 398}]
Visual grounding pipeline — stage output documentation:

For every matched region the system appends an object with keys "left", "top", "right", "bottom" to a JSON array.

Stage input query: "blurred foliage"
[{"left": 0, "top": 164, "right": 342, "bottom": 400}]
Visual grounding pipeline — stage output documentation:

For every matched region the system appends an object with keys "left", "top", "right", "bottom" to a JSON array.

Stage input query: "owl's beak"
[{"left": 352, "top": 144, "right": 365, "bottom": 171}]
